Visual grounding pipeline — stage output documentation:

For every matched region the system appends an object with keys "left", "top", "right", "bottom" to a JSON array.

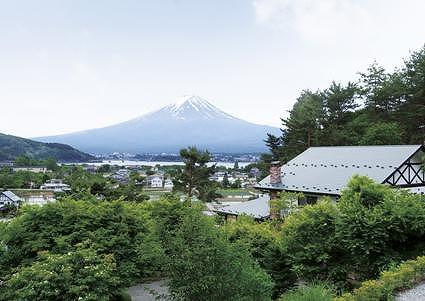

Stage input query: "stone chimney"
[
  {"left": 270, "top": 161, "right": 282, "bottom": 185},
  {"left": 269, "top": 161, "right": 281, "bottom": 201}
]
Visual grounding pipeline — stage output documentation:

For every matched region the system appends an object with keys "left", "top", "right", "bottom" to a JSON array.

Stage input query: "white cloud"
[{"left": 253, "top": 0, "right": 425, "bottom": 67}]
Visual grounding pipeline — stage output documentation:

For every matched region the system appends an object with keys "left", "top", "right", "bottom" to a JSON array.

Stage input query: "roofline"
[
  {"left": 306, "top": 145, "right": 422, "bottom": 149},
  {"left": 254, "top": 186, "right": 341, "bottom": 196},
  {"left": 382, "top": 145, "right": 425, "bottom": 185}
]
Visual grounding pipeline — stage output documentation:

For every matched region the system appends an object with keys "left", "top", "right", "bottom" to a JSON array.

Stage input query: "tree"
[
  {"left": 222, "top": 172, "right": 230, "bottom": 188},
  {"left": 265, "top": 133, "right": 282, "bottom": 161},
  {"left": 233, "top": 160, "right": 239, "bottom": 170},
  {"left": 175, "top": 146, "right": 217, "bottom": 201},
  {"left": 45, "top": 157, "right": 58, "bottom": 171},
  {"left": 359, "top": 122, "right": 403, "bottom": 145},
  {"left": 231, "top": 178, "right": 242, "bottom": 189},
  {"left": 167, "top": 209, "right": 274, "bottom": 300},
  {"left": 398, "top": 45, "right": 425, "bottom": 143},
  {"left": 280, "top": 90, "right": 324, "bottom": 161}
]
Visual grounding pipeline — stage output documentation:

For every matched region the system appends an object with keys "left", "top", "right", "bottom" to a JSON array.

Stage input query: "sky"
[{"left": 1, "top": 0, "right": 425, "bottom": 138}]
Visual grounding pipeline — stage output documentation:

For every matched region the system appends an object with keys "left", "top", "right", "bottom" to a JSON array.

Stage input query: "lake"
[{"left": 70, "top": 160, "right": 252, "bottom": 169}]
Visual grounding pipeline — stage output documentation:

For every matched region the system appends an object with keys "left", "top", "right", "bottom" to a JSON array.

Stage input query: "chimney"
[
  {"left": 269, "top": 161, "right": 281, "bottom": 201},
  {"left": 270, "top": 161, "right": 282, "bottom": 185}
]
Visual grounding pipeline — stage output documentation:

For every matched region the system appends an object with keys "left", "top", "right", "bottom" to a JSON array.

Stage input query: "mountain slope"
[
  {"left": 36, "top": 96, "right": 280, "bottom": 153},
  {"left": 0, "top": 133, "right": 94, "bottom": 162}
]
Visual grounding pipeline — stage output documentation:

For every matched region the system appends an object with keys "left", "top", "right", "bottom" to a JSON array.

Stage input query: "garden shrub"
[
  {"left": 335, "top": 256, "right": 425, "bottom": 301},
  {"left": 279, "top": 283, "right": 334, "bottom": 301},
  {"left": 281, "top": 199, "right": 347, "bottom": 286},
  {"left": 167, "top": 209, "right": 274, "bottom": 301},
  {"left": 0, "top": 247, "right": 121, "bottom": 301},
  {"left": 336, "top": 176, "right": 425, "bottom": 281},
  {"left": 0, "top": 199, "right": 165, "bottom": 282},
  {"left": 224, "top": 215, "right": 296, "bottom": 296}
]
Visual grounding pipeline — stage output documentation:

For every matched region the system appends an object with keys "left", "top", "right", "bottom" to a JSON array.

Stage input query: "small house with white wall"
[
  {"left": 0, "top": 191, "right": 21, "bottom": 211},
  {"left": 164, "top": 178, "right": 174, "bottom": 190},
  {"left": 146, "top": 175, "right": 164, "bottom": 188}
]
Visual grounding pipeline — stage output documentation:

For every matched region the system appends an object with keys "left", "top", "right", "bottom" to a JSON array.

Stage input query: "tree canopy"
[{"left": 268, "top": 45, "right": 425, "bottom": 162}]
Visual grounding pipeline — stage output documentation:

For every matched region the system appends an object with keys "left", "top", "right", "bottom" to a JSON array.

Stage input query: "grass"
[{"left": 279, "top": 284, "right": 334, "bottom": 301}]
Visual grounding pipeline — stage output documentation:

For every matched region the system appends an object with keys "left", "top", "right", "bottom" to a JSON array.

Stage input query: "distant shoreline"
[{"left": 67, "top": 160, "right": 252, "bottom": 168}]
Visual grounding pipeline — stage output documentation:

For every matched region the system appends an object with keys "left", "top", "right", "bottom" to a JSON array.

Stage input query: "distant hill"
[
  {"left": 36, "top": 95, "right": 280, "bottom": 153},
  {"left": 0, "top": 133, "right": 94, "bottom": 162}
]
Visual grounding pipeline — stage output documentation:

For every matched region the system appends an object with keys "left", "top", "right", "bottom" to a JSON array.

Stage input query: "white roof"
[
  {"left": 213, "top": 195, "right": 270, "bottom": 219},
  {"left": 256, "top": 145, "right": 423, "bottom": 195},
  {"left": 1, "top": 190, "right": 21, "bottom": 202}
]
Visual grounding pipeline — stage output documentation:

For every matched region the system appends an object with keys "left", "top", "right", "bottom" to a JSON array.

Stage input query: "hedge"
[{"left": 335, "top": 256, "right": 425, "bottom": 301}]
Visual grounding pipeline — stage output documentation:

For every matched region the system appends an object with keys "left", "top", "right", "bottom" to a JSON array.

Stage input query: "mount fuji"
[{"left": 36, "top": 96, "right": 280, "bottom": 153}]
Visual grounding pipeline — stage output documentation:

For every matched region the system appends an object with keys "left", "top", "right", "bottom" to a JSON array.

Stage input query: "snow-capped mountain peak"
[
  {"left": 36, "top": 94, "right": 281, "bottom": 153},
  {"left": 163, "top": 95, "right": 235, "bottom": 120}
]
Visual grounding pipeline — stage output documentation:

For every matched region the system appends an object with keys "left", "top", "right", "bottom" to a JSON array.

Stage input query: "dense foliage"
[
  {"left": 167, "top": 209, "right": 274, "bottom": 300},
  {"left": 1, "top": 247, "right": 121, "bottom": 301},
  {"left": 0, "top": 196, "right": 275, "bottom": 300},
  {"left": 265, "top": 45, "right": 425, "bottom": 162},
  {"left": 0, "top": 133, "right": 93, "bottom": 162},
  {"left": 0, "top": 200, "right": 163, "bottom": 284},
  {"left": 0, "top": 167, "right": 50, "bottom": 189}
]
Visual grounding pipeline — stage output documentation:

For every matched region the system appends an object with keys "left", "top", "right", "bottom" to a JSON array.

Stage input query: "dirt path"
[
  {"left": 127, "top": 280, "right": 170, "bottom": 301},
  {"left": 396, "top": 282, "right": 425, "bottom": 301}
]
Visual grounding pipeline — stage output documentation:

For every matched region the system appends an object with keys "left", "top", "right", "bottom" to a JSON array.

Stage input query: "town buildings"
[{"left": 40, "top": 179, "right": 71, "bottom": 192}]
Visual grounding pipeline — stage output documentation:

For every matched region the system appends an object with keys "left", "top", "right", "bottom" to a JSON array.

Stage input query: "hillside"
[
  {"left": 36, "top": 95, "right": 280, "bottom": 153},
  {"left": 0, "top": 133, "right": 94, "bottom": 162}
]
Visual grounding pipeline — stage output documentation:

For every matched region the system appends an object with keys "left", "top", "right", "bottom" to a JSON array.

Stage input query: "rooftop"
[{"left": 256, "top": 145, "right": 424, "bottom": 195}]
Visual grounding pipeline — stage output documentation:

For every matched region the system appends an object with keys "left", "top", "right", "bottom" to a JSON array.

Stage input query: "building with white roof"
[
  {"left": 0, "top": 191, "right": 21, "bottom": 210},
  {"left": 256, "top": 145, "right": 425, "bottom": 201},
  {"left": 216, "top": 145, "right": 425, "bottom": 221}
]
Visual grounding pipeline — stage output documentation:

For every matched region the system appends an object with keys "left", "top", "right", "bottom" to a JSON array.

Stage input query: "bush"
[
  {"left": 336, "top": 256, "right": 425, "bottom": 301},
  {"left": 279, "top": 283, "right": 334, "bottom": 301},
  {"left": 0, "top": 247, "right": 121, "bottom": 301},
  {"left": 336, "top": 176, "right": 425, "bottom": 281},
  {"left": 281, "top": 199, "right": 346, "bottom": 285},
  {"left": 0, "top": 199, "right": 164, "bottom": 282},
  {"left": 224, "top": 215, "right": 296, "bottom": 296},
  {"left": 167, "top": 209, "right": 274, "bottom": 301}
]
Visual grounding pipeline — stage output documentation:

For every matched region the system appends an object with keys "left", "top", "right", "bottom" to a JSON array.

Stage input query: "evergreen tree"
[{"left": 175, "top": 146, "right": 217, "bottom": 202}]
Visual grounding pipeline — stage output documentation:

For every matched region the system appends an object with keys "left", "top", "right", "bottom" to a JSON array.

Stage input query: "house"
[
  {"left": 255, "top": 145, "right": 425, "bottom": 204},
  {"left": 12, "top": 167, "right": 48, "bottom": 173},
  {"left": 213, "top": 195, "right": 270, "bottom": 221},
  {"left": 209, "top": 171, "right": 226, "bottom": 182},
  {"left": 0, "top": 191, "right": 21, "bottom": 211},
  {"left": 146, "top": 175, "right": 163, "bottom": 188},
  {"left": 164, "top": 178, "right": 174, "bottom": 190},
  {"left": 40, "top": 179, "right": 71, "bottom": 192},
  {"left": 216, "top": 145, "right": 425, "bottom": 221},
  {"left": 111, "top": 169, "right": 130, "bottom": 183}
]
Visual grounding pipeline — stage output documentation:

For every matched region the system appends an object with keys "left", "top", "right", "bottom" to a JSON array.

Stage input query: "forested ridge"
[{"left": 266, "top": 45, "right": 425, "bottom": 162}]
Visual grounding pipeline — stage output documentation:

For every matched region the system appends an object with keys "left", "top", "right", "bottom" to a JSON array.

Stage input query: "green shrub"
[
  {"left": 336, "top": 256, "right": 425, "bottom": 301},
  {"left": 279, "top": 283, "right": 334, "bottom": 301},
  {"left": 223, "top": 215, "right": 296, "bottom": 296},
  {"left": 0, "top": 199, "right": 165, "bottom": 282},
  {"left": 281, "top": 199, "right": 346, "bottom": 285},
  {"left": 336, "top": 176, "right": 425, "bottom": 281},
  {"left": 0, "top": 247, "right": 121, "bottom": 301},
  {"left": 167, "top": 209, "right": 274, "bottom": 301}
]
